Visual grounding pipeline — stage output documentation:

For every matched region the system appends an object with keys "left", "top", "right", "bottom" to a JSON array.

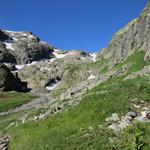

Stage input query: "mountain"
[
  {"left": 97, "top": 1, "right": 150, "bottom": 70},
  {"left": 0, "top": 30, "right": 54, "bottom": 64},
  {"left": 0, "top": 1, "right": 150, "bottom": 150}
]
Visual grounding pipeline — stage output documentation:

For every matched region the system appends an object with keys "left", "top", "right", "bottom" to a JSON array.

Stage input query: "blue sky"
[{"left": 0, "top": 0, "right": 147, "bottom": 52}]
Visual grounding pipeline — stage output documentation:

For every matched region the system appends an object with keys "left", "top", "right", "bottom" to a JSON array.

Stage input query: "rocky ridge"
[{"left": 98, "top": 1, "right": 150, "bottom": 69}]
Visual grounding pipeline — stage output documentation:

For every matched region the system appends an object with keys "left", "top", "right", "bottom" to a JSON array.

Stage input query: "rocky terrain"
[{"left": 0, "top": 1, "right": 150, "bottom": 150}]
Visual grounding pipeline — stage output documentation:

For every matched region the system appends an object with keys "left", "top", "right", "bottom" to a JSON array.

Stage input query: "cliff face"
[
  {"left": 0, "top": 64, "right": 28, "bottom": 92},
  {"left": 100, "top": 1, "right": 150, "bottom": 68}
]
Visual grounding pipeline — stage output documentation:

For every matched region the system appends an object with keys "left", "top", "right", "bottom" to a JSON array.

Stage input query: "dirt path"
[{"left": 0, "top": 94, "right": 50, "bottom": 116}]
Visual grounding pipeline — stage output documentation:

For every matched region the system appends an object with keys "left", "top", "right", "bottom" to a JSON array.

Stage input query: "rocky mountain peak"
[{"left": 0, "top": 30, "right": 54, "bottom": 64}]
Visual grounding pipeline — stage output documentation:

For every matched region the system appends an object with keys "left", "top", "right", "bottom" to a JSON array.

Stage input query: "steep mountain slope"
[
  {"left": 0, "top": 30, "right": 54, "bottom": 64},
  {"left": 0, "top": 30, "right": 98, "bottom": 93},
  {"left": 97, "top": 1, "right": 150, "bottom": 70},
  {"left": 0, "top": 1, "right": 150, "bottom": 150}
]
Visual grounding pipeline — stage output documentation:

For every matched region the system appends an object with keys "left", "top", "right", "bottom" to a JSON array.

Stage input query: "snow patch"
[
  {"left": 81, "top": 57, "right": 86, "bottom": 60},
  {"left": 12, "top": 37, "right": 18, "bottom": 41},
  {"left": 3, "top": 30, "right": 24, "bottom": 33},
  {"left": 21, "top": 33, "right": 28, "bottom": 37},
  {"left": 27, "top": 61, "right": 38, "bottom": 66},
  {"left": 40, "top": 41, "right": 46, "bottom": 44},
  {"left": 53, "top": 52, "right": 67, "bottom": 59},
  {"left": 90, "top": 53, "right": 97, "bottom": 62},
  {"left": 49, "top": 58, "right": 56, "bottom": 63},
  {"left": 28, "top": 35, "right": 34, "bottom": 38},
  {"left": 4, "top": 42, "right": 15, "bottom": 51},
  {"left": 88, "top": 74, "right": 96, "bottom": 80},
  {"left": 15, "top": 61, "right": 38, "bottom": 70},
  {"left": 46, "top": 80, "right": 59, "bottom": 91},
  {"left": 15, "top": 65, "right": 25, "bottom": 70}
]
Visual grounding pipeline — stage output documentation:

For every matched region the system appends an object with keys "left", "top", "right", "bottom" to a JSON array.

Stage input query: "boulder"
[
  {"left": 106, "top": 113, "right": 120, "bottom": 123},
  {"left": 134, "top": 116, "right": 145, "bottom": 122},
  {"left": 125, "top": 112, "right": 137, "bottom": 118},
  {"left": 141, "top": 111, "right": 147, "bottom": 118},
  {"left": 108, "top": 123, "right": 120, "bottom": 132}
]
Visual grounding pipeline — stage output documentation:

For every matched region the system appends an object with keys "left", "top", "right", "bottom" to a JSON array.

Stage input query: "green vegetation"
[
  {"left": 89, "top": 57, "right": 108, "bottom": 74},
  {"left": 4, "top": 76, "right": 150, "bottom": 150},
  {"left": 115, "top": 51, "right": 150, "bottom": 73},
  {"left": 0, "top": 91, "right": 37, "bottom": 112},
  {"left": 1, "top": 50, "right": 150, "bottom": 150}
]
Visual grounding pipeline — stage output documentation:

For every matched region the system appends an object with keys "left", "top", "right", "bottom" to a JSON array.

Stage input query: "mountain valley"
[{"left": 0, "top": 1, "right": 150, "bottom": 150}]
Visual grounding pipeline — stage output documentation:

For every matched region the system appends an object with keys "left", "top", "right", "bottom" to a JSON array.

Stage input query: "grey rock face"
[
  {"left": 125, "top": 112, "right": 137, "bottom": 118},
  {"left": 0, "top": 30, "right": 54, "bottom": 64},
  {"left": 0, "top": 42, "right": 16, "bottom": 63},
  {"left": 0, "top": 64, "right": 29, "bottom": 92},
  {"left": 13, "top": 40, "right": 53, "bottom": 64},
  {"left": 0, "top": 30, "right": 9, "bottom": 41},
  {"left": 99, "top": 1, "right": 150, "bottom": 68}
]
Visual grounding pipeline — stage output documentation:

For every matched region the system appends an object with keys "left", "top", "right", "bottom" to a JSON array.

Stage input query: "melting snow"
[
  {"left": 88, "top": 74, "right": 96, "bottom": 80},
  {"left": 15, "top": 62, "right": 38, "bottom": 70},
  {"left": 49, "top": 58, "right": 56, "bottom": 63},
  {"left": 40, "top": 41, "right": 46, "bottom": 44},
  {"left": 46, "top": 80, "right": 59, "bottom": 91},
  {"left": 3, "top": 30, "right": 24, "bottom": 33},
  {"left": 28, "top": 35, "right": 34, "bottom": 38},
  {"left": 81, "top": 57, "right": 86, "bottom": 60},
  {"left": 4, "top": 42, "right": 15, "bottom": 51},
  {"left": 21, "top": 33, "right": 28, "bottom": 37},
  {"left": 15, "top": 65, "right": 25, "bottom": 70},
  {"left": 27, "top": 61, "right": 38, "bottom": 66},
  {"left": 53, "top": 52, "right": 67, "bottom": 59},
  {"left": 90, "top": 53, "right": 97, "bottom": 62}
]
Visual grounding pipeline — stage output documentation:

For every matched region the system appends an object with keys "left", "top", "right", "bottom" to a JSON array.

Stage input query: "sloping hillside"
[{"left": 0, "top": 1, "right": 150, "bottom": 150}]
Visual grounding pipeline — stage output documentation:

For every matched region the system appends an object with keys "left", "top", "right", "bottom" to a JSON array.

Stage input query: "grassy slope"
[
  {"left": 115, "top": 51, "right": 150, "bottom": 73},
  {"left": 0, "top": 91, "right": 37, "bottom": 112},
  {"left": 1, "top": 51, "right": 150, "bottom": 149},
  {"left": 7, "top": 76, "right": 150, "bottom": 150}
]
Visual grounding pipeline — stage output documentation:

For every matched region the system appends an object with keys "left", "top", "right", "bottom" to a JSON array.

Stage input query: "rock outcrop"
[
  {"left": 0, "top": 30, "right": 54, "bottom": 64},
  {"left": 99, "top": 1, "right": 150, "bottom": 68},
  {"left": 0, "top": 64, "right": 29, "bottom": 92}
]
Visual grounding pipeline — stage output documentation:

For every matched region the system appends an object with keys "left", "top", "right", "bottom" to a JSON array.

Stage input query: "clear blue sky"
[{"left": 0, "top": 0, "right": 147, "bottom": 52}]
